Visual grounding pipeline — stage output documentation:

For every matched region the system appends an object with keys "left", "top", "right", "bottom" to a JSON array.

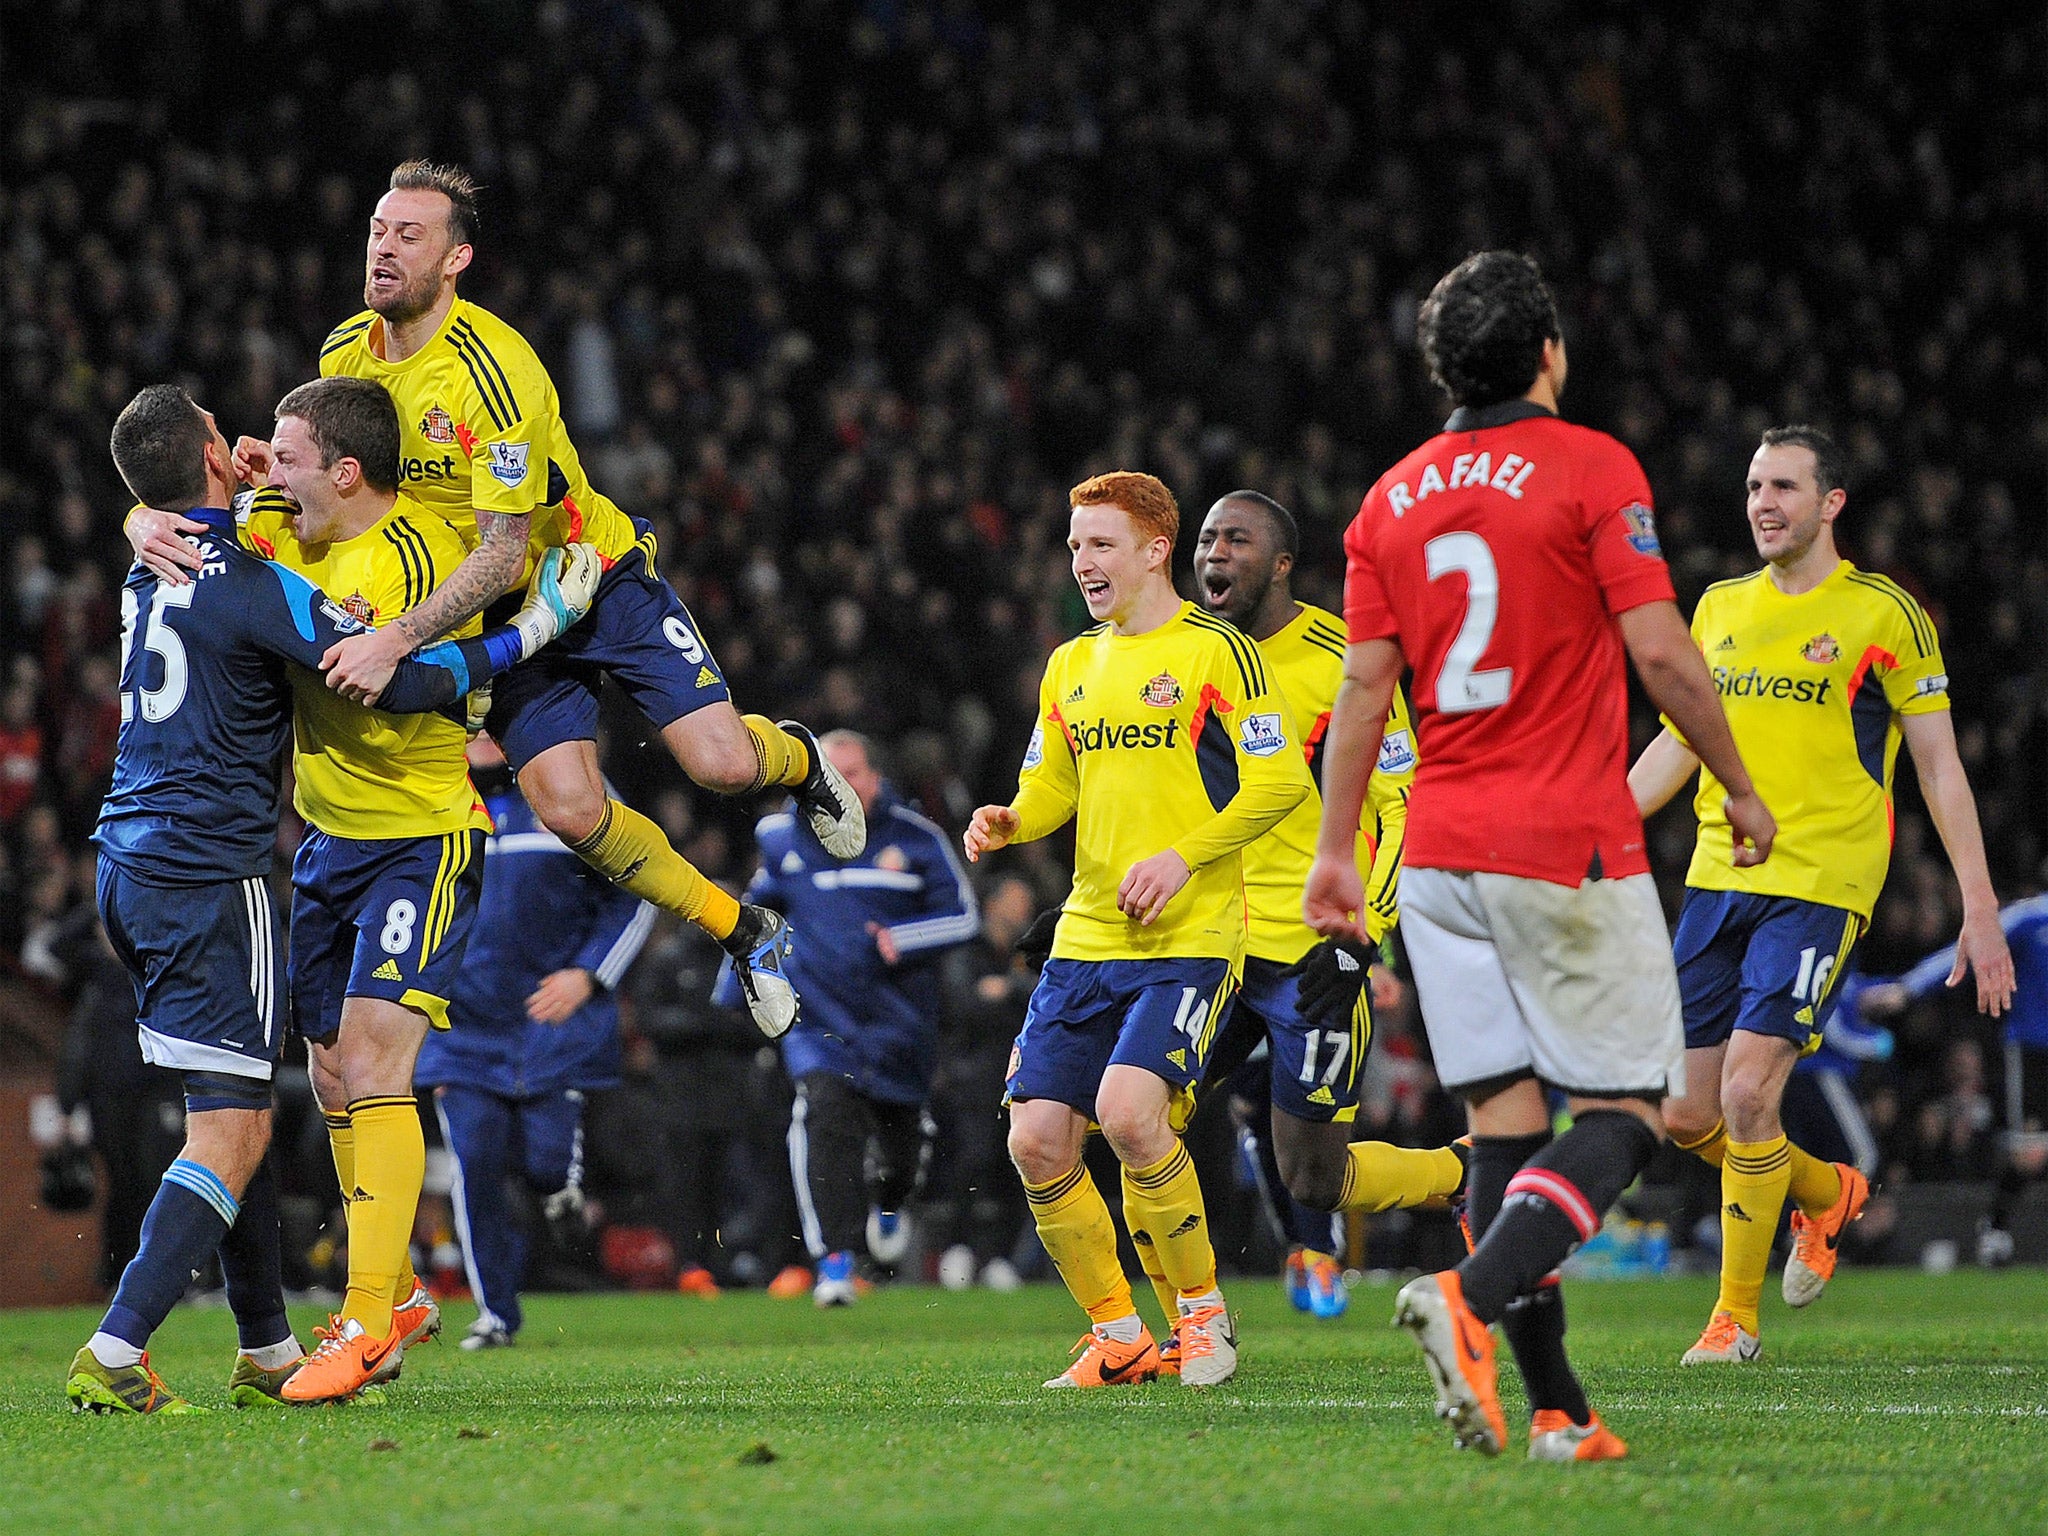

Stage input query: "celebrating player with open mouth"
[
  {"left": 965, "top": 472, "right": 1312, "bottom": 1389},
  {"left": 126, "top": 161, "right": 859, "bottom": 1039},
  {"left": 1307, "top": 251, "right": 1775, "bottom": 1461}
]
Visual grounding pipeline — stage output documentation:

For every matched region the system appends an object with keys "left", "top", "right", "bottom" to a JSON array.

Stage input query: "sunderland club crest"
[
  {"left": 1140, "top": 673, "right": 1183, "bottom": 708},
  {"left": 420, "top": 405, "right": 457, "bottom": 444},
  {"left": 1801, "top": 633, "right": 1840, "bottom": 665}
]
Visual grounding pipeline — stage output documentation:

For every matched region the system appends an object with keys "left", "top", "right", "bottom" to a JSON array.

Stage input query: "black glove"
[
  {"left": 1016, "top": 907, "right": 1062, "bottom": 962},
  {"left": 1284, "top": 936, "right": 1374, "bottom": 1033}
]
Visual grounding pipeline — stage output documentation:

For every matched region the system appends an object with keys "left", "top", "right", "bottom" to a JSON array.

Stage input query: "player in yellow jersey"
[
  {"left": 1631, "top": 426, "right": 2015, "bottom": 1364},
  {"left": 229, "top": 378, "right": 573, "bottom": 1403},
  {"left": 1191, "top": 491, "right": 1466, "bottom": 1328},
  {"left": 128, "top": 162, "right": 853, "bottom": 1038},
  {"left": 964, "top": 472, "right": 1312, "bottom": 1389}
]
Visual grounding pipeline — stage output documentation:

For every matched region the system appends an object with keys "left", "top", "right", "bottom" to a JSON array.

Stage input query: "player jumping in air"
[
  {"left": 1306, "top": 251, "right": 1776, "bottom": 1461},
  {"left": 127, "top": 161, "right": 856, "bottom": 1038},
  {"left": 1192, "top": 490, "right": 1467, "bottom": 1324},
  {"left": 965, "top": 472, "right": 1312, "bottom": 1389},
  {"left": 70, "top": 385, "right": 591, "bottom": 1413},
  {"left": 1630, "top": 425, "right": 2014, "bottom": 1364}
]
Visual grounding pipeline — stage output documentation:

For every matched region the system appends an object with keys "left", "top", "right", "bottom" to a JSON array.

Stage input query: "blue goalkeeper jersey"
[{"left": 95, "top": 503, "right": 489, "bottom": 886}]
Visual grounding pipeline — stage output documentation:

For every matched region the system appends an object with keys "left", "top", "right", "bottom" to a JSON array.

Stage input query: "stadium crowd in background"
[{"left": 3, "top": 0, "right": 2043, "bottom": 1285}]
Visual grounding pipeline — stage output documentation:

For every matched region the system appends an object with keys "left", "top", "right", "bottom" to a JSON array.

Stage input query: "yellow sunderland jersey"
[
  {"left": 1670, "top": 560, "right": 1948, "bottom": 918},
  {"left": 1248, "top": 604, "right": 1417, "bottom": 963},
  {"left": 1008, "top": 602, "right": 1314, "bottom": 964},
  {"left": 319, "top": 297, "right": 637, "bottom": 586},
  {"left": 238, "top": 486, "right": 491, "bottom": 840}
]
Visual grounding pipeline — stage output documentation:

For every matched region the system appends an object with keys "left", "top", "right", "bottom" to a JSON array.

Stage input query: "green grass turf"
[{"left": 3, "top": 1270, "right": 2047, "bottom": 1535}]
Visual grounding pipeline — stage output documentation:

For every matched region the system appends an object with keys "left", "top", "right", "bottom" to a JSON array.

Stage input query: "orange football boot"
[
  {"left": 1528, "top": 1409, "right": 1629, "bottom": 1462},
  {"left": 280, "top": 1316, "right": 405, "bottom": 1404},
  {"left": 766, "top": 1264, "right": 814, "bottom": 1298},
  {"left": 392, "top": 1282, "right": 442, "bottom": 1350},
  {"left": 1044, "top": 1325, "right": 1161, "bottom": 1388},
  {"left": 1155, "top": 1325, "right": 1182, "bottom": 1378},
  {"left": 677, "top": 1264, "right": 722, "bottom": 1297},
  {"left": 1783, "top": 1162, "right": 1870, "bottom": 1307},
  {"left": 1393, "top": 1270, "right": 1505, "bottom": 1455}
]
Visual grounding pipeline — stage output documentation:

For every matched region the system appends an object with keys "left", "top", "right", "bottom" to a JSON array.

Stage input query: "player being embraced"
[
  {"left": 128, "top": 161, "right": 857, "bottom": 1037},
  {"left": 1192, "top": 490, "right": 1467, "bottom": 1322},
  {"left": 1631, "top": 425, "right": 2014, "bottom": 1365},
  {"left": 964, "top": 472, "right": 1313, "bottom": 1389},
  {"left": 240, "top": 377, "right": 593, "bottom": 1402},
  {"left": 69, "top": 385, "right": 589, "bottom": 1414},
  {"left": 1307, "top": 251, "right": 1775, "bottom": 1461}
]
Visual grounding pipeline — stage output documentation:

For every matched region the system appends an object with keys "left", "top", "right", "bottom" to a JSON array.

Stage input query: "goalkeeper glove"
[
  {"left": 509, "top": 542, "right": 603, "bottom": 659},
  {"left": 1283, "top": 936, "right": 1374, "bottom": 1032},
  {"left": 1015, "top": 907, "right": 1062, "bottom": 962}
]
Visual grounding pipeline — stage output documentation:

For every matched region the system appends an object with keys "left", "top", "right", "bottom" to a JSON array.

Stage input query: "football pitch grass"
[{"left": 3, "top": 1270, "right": 2046, "bottom": 1535}]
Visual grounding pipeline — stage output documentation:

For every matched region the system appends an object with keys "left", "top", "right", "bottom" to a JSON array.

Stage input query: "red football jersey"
[{"left": 1343, "top": 402, "right": 1675, "bottom": 886}]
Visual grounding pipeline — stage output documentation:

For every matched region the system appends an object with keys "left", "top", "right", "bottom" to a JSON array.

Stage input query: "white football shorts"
[{"left": 1400, "top": 867, "right": 1685, "bottom": 1100}]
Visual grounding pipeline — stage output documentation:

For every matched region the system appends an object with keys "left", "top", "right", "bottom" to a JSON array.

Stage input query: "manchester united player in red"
[{"left": 1306, "top": 252, "right": 1776, "bottom": 1462}]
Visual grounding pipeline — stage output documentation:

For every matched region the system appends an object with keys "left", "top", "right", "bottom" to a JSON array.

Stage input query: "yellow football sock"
[
  {"left": 340, "top": 1096, "right": 427, "bottom": 1340},
  {"left": 567, "top": 798, "right": 738, "bottom": 942},
  {"left": 1023, "top": 1163, "right": 1134, "bottom": 1326},
  {"left": 1121, "top": 1144, "right": 1216, "bottom": 1299},
  {"left": 1787, "top": 1142, "right": 1844, "bottom": 1218},
  {"left": 1133, "top": 1230, "right": 1179, "bottom": 1328},
  {"left": 741, "top": 715, "right": 812, "bottom": 792},
  {"left": 1717, "top": 1134, "right": 1792, "bottom": 1334},
  {"left": 323, "top": 1110, "right": 418, "bottom": 1299},
  {"left": 1338, "top": 1141, "right": 1467, "bottom": 1213},
  {"left": 1674, "top": 1117, "right": 1728, "bottom": 1168}
]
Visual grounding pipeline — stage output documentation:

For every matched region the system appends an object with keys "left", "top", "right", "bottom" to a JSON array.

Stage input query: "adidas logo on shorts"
[{"left": 372, "top": 959, "right": 403, "bottom": 982}]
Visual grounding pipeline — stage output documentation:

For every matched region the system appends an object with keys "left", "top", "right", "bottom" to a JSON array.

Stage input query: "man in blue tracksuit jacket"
[
  {"left": 722, "top": 731, "right": 979, "bottom": 1303},
  {"left": 417, "top": 739, "right": 655, "bottom": 1346}
]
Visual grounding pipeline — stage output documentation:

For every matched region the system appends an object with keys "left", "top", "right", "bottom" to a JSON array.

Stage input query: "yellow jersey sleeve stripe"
[
  {"left": 393, "top": 518, "right": 438, "bottom": 603},
  {"left": 320, "top": 318, "right": 372, "bottom": 356},
  {"left": 448, "top": 329, "right": 514, "bottom": 431},
  {"left": 1301, "top": 630, "right": 1348, "bottom": 664},
  {"left": 1843, "top": 572, "right": 1935, "bottom": 658},
  {"left": 380, "top": 524, "right": 425, "bottom": 611},
  {"left": 1699, "top": 570, "right": 1768, "bottom": 599},
  {"left": 1187, "top": 612, "right": 1267, "bottom": 696},
  {"left": 451, "top": 318, "right": 524, "bottom": 424}
]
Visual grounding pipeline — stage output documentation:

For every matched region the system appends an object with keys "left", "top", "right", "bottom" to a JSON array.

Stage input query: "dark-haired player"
[
  {"left": 1632, "top": 426, "right": 2012, "bottom": 1364},
  {"left": 68, "top": 385, "right": 591, "bottom": 1413},
  {"left": 126, "top": 160, "right": 855, "bottom": 1041},
  {"left": 1192, "top": 490, "right": 1465, "bottom": 1323},
  {"left": 1307, "top": 251, "right": 1775, "bottom": 1460}
]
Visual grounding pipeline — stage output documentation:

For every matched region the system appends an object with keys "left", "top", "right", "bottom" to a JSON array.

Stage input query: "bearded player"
[
  {"left": 965, "top": 472, "right": 1312, "bottom": 1389},
  {"left": 1631, "top": 425, "right": 2014, "bottom": 1365},
  {"left": 1192, "top": 490, "right": 1466, "bottom": 1322},
  {"left": 1307, "top": 250, "right": 1776, "bottom": 1460},
  {"left": 127, "top": 161, "right": 856, "bottom": 1038}
]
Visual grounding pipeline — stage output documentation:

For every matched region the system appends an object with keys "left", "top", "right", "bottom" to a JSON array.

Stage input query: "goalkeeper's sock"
[
  {"left": 741, "top": 715, "right": 812, "bottom": 792},
  {"left": 1022, "top": 1162, "right": 1135, "bottom": 1326},
  {"left": 567, "top": 798, "right": 739, "bottom": 942},
  {"left": 1338, "top": 1141, "right": 1467, "bottom": 1213},
  {"left": 1120, "top": 1143, "right": 1216, "bottom": 1299},
  {"left": 340, "top": 1097, "right": 426, "bottom": 1340}
]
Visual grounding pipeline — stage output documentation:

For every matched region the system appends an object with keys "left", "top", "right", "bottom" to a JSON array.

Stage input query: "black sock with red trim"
[{"left": 1455, "top": 1109, "right": 1657, "bottom": 1324}]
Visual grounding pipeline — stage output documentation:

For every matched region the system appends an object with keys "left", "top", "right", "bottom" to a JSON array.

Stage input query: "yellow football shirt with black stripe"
[
  {"left": 238, "top": 486, "right": 491, "bottom": 840},
  {"left": 319, "top": 298, "right": 638, "bottom": 585},
  {"left": 1008, "top": 602, "right": 1314, "bottom": 965},
  {"left": 1248, "top": 603, "right": 1416, "bottom": 963},
  {"left": 1670, "top": 559, "right": 1948, "bottom": 918}
]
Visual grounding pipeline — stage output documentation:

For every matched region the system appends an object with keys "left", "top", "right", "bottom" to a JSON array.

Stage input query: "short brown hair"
[
  {"left": 275, "top": 377, "right": 401, "bottom": 492},
  {"left": 389, "top": 159, "right": 481, "bottom": 247},
  {"left": 1069, "top": 471, "right": 1179, "bottom": 546},
  {"left": 1759, "top": 424, "right": 1845, "bottom": 498}
]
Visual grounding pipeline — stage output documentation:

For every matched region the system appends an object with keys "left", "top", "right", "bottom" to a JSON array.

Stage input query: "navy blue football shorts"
[
  {"left": 290, "top": 827, "right": 484, "bottom": 1041},
  {"left": 1674, "top": 887, "right": 1865, "bottom": 1056},
  {"left": 96, "top": 860, "right": 284, "bottom": 1082},
  {"left": 1235, "top": 954, "right": 1367, "bottom": 1123},
  {"left": 1006, "top": 957, "right": 1237, "bottom": 1120},
  {"left": 486, "top": 518, "right": 733, "bottom": 772}
]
